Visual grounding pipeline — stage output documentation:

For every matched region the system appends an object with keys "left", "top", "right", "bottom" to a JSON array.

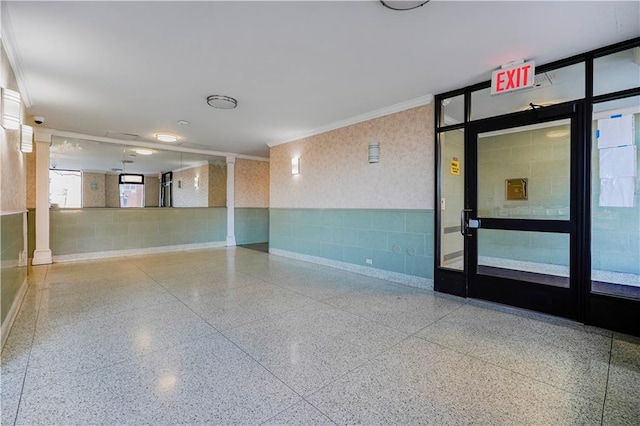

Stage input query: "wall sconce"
[
  {"left": 20, "top": 124, "right": 33, "bottom": 153},
  {"left": 291, "top": 157, "right": 300, "bottom": 175},
  {"left": 1, "top": 88, "right": 21, "bottom": 130},
  {"left": 194, "top": 176, "right": 200, "bottom": 188},
  {"left": 368, "top": 142, "right": 380, "bottom": 163}
]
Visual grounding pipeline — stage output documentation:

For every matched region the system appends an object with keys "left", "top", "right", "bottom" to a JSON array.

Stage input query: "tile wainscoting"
[
  {"left": 235, "top": 208, "right": 269, "bottom": 245},
  {"left": 50, "top": 208, "right": 227, "bottom": 259},
  {"left": 270, "top": 209, "right": 434, "bottom": 286},
  {"left": 1, "top": 211, "right": 28, "bottom": 345}
]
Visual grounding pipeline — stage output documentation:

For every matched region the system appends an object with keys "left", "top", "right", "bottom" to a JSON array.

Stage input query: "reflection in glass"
[
  {"left": 439, "top": 129, "right": 464, "bottom": 270},
  {"left": 594, "top": 47, "right": 640, "bottom": 97},
  {"left": 440, "top": 94, "right": 464, "bottom": 127},
  {"left": 119, "top": 183, "right": 144, "bottom": 208},
  {"left": 49, "top": 170, "right": 82, "bottom": 208},
  {"left": 478, "top": 229, "right": 570, "bottom": 288},
  {"left": 49, "top": 136, "right": 226, "bottom": 208},
  {"left": 591, "top": 97, "right": 640, "bottom": 299},
  {"left": 471, "top": 62, "right": 585, "bottom": 121},
  {"left": 477, "top": 119, "right": 571, "bottom": 220}
]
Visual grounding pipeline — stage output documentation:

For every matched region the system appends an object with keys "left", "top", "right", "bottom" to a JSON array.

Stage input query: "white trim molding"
[
  {"left": 226, "top": 156, "right": 237, "bottom": 247},
  {"left": 52, "top": 241, "right": 227, "bottom": 263},
  {"left": 268, "top": 94, "right": 433, "bottom": 147},
  {"left": 39, "top": 128, "right": 269, "bottom": 162},
  {"left": 269, "top": 248, "right": 434, "bottom": 291},
  {"left": 0, "top": 2, "right": 32, "bottom": 107}
]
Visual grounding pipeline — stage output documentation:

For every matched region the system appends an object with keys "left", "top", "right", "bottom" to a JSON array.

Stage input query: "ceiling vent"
[
  {"left": 532, "top": 71, "right": 557, "bottom": 89},
  {"left": 105, "top": 131, "right": 139, "bottom": 140}
]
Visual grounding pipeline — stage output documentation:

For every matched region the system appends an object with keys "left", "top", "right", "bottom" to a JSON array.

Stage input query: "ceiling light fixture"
[
  {"left": 156, "top": 134, "right": 178, "bottom": 143},
  {"left": 380, "top": 1, "right": 430, "bottom": 11},
  {"left": 207, "top": 95, "right": 238, "bottom": 109},
  {"left": 135, "top": 148, "right": 153, "bottom": 155},
  {"left": 177, "top": 120, "right": 190, "bottom": 125}
]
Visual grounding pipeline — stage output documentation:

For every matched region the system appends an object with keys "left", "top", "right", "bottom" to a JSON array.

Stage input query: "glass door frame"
[
  {"left": 465, "top": 104, "right": 583, "bottom": 320},
  {"left": 434, "top": 37, "right": 640, "bottom": 335}
]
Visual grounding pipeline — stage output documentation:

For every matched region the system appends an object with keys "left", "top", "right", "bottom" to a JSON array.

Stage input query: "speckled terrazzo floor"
[{"left": 2, "top": 247, "right": 639, "bottom": 425}]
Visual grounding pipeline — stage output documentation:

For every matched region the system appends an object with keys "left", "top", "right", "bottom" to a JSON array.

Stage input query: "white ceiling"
[{"left": 3, "top": 1, "right": 639, "bottom": 158}]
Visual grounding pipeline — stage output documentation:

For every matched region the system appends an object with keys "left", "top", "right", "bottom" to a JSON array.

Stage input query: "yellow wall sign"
[{"left": 450, "top": 158, "right": 460, "bottom": 175}]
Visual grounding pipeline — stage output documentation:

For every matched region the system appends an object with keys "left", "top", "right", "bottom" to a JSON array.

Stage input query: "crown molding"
[
  {"left": 267, "top": 94, "right": 433, "bottom": 148},
  {"left": 172, "top": 161, "right": 209, "bottom": 173},
  {"left": 39, "top": 128, "right": 269, "bottom": 161},
  {"left": 1, "top": 3, "right": 32, "bottom": 108}
]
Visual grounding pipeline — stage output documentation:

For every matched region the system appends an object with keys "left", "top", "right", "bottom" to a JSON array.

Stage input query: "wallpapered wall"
[
  {"left": 208, "top": 164, "right": 227, "bottom": 207},
  {"left": 235, "top": 159, "right": 269, "bottom": 208},
  {"left": 82, "top": 172, "right": 106, "bottom": 207},
  {"left": 270, "top": 104, "right": 434, "bottom": 210},
  {"left": 145, "top": 175, "right": 160, "bottom": 207},
  {"left": 173, "top": 164, "right": 209, "bottom": 207},
  {"left": 26, "top": 143, "right": 36, "bottom": 209},
  {"left": 105, "top": 174, "right": 120, "bottom": 207},
  {"left": 0, "top": 43, "right": 26, "bottom": 213}
]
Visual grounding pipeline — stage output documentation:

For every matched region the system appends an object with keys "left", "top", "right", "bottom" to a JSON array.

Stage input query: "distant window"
[
  {"left": 49, "top": 169, "right": 82, "bottom": 208},
  {"left": 119, "top": 183, "right": 144, "bottom": 208}
]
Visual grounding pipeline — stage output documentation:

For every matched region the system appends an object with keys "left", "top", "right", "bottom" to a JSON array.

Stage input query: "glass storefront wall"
[
  {"left": 439, "top": 129, "right": 464, "bottom": 270},
  {"left": 435, "top": 38, "right": 640, "bottom": 332},
  {"left": 591, "top": 96, "right": 640, "bottom": 299}
]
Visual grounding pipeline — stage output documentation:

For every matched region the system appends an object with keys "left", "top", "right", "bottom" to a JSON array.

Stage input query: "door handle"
[
  {"left": 460, "top": 209, "right": 472, "bottom": 237},
  {"left": 460, "top": 209, "right": 480, "bottom": 237}
]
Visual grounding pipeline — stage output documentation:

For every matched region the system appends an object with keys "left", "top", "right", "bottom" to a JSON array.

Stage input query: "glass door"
[{"left": 465, "top": 109, "right": 579, "bottom": 319}]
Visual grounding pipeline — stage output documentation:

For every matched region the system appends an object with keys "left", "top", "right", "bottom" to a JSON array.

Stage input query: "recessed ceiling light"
[
  {"left": 156, "top": 134, "right": 178, "bottom": 143},
  {"left": 177, "top": 120, "right": 190, "bottom": 125},
  {"left": 135, "top": 149, "right": 153, "bottom": 155},
  {"left": 207, "top": 95, "right": 238, "bottom": 109}
]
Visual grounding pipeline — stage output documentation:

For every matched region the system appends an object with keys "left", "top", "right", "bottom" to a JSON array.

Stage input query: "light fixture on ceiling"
[
  {"left": 177, "top": 120, "right": 190, "bottom": 125},
  {"left": 291, "top": 157, "right": 300, "bottom": 175},
  {"left": 21, "top": 124, "right": 33, "bottom": 153},
  {"left": 207, "top": 95, "right": 238, "bottom": 109},
  {"left": 135, "top": 148, "right": 153, "bottom": 155},
  {"left": 380, "top": 1, "right": 430, "bottom": 11},
  {"left": 1, "top": 88, "right": 21, "bottom": 130},
  {"left": 156, "top": 134, "right": 178, "bottom": 143}
]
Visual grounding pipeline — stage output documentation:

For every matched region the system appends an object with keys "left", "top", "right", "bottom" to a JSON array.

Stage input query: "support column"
[
  {"left": 226, "top": 156, "right": 236, "bottom": 246},
  {"left": 32, "top": 130, "right": 52, "bottom": 265}
]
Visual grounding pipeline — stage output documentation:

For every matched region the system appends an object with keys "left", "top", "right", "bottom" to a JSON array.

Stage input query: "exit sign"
[{"left": 491, "top": 60, "right": 535, "bottom": 95}]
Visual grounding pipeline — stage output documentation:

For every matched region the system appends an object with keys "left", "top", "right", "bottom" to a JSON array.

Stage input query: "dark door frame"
[
  {"left": 434, "top": 37, "right": 640, "bottom": 336},
  {"left": 464, "top": 104, "right": 582, "bottom": 320}
]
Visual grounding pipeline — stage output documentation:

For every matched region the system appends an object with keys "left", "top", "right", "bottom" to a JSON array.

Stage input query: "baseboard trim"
[
  {"left": 1, "top": 275, "right": 28, "bottom": 350},
  {"left": 52, "top": 241, "right": 227, "bottom": 263},
  {"left": 269, "top": 248, "right": 433, "bottom": 290}
]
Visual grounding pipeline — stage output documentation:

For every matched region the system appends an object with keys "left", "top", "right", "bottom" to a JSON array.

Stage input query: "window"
[
  {"left": 119, "top": 183, "right": 144, "bottom": 208},
  {"left": 49, "top": 169, "right": 82, "bottom": 208}
]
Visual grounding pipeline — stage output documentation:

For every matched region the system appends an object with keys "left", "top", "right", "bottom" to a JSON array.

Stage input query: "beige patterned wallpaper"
[
  {"left": 208, "top": 164, "right": 227, "bottom": 207},
  {"left": 270, "top": 104, "right": 434, "bottom": 209},
  {"left": 1, "top": 42, "right": 27, "bottom": 213},
  {"left": 82, "top": 172, "right": 106, "bottom": 207},
  {"left": 173, "top": 164, "right": 209, "bottom": 207},
  {"left": 105, "top": 174, "right": 120, "bottom": 207},
  {"left": 26, "top": 143, "right": 36, "bottom": 209},
  {"left": 145, "top": 175, "right": 160, "bottom": 207},
  {"left": 235, "top": 159, "right": 269, "bottom": 208}
]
